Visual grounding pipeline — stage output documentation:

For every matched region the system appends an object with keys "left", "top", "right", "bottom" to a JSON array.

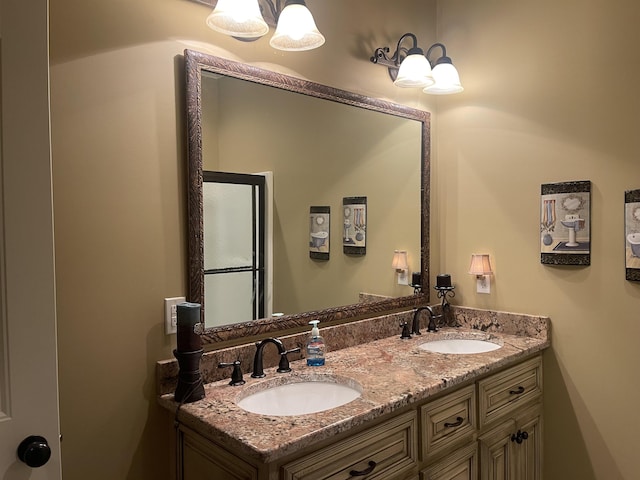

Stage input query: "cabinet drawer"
[
  {"left": 420, "top": 443, "right": 477, "bottom": 480},
  {"left": 420, "top": 384, "right": 476, "bottom": 458},
  {"left": 478, "top": 356, "right": 542, "bottom": 428},
  {"left": 281, "top": 411, "right": 418, "bottom": 480}
]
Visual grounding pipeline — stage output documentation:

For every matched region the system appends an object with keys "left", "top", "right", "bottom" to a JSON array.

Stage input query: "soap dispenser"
[{"left": 306, "top": 320, "right": 326, "bottom": 366}]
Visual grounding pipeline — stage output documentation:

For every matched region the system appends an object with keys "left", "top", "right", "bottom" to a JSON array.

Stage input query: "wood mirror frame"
[{"left": 185, "top": 49, "right": 431, "bottom": 348}]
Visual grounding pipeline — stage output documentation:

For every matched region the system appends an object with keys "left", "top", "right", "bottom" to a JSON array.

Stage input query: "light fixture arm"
[
  {"left": 393, "top": 32, "right": 421, "bottom": 61},
  {"left": 370, "top": 33, "right": 422, "bottom": 81},
  {"left": 264, "top": 0, "right": 279, "bottom": 22},
  {"left": 426, "top": 42, "right": 452, "bottom": 66}
]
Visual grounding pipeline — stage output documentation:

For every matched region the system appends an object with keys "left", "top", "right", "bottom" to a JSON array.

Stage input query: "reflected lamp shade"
[
  {"left": 423, "top": 61, "right": 463, "bottom": 95},
  {"left": 394, "top": 49, "right": 434, "bottom": 88},
  {"left": 392, "top": 250, "right": 409, "bottom": 271},
  {"left": 206, "top": 0, "right": 269, "bottom": 38},
  {"left": 269, "top": 0, "right": 325, "bottom": 51},
  {"left": 468, "top": 254, "right": 493, "bottom": 276}
]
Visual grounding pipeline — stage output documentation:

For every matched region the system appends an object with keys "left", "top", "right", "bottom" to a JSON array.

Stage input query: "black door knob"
[
  {"left": 17, "top": 435, "right": 51, "bottom": 468},
  {"left": 510, "top": 429, "right": 529, "bottom": 444}
]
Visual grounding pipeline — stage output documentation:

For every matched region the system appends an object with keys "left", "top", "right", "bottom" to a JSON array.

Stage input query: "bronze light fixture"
[
  {"left": 204, "top": 0, "right": 325, "bottom": 51},
  {"left": 371, "top": 33, "right": 463, "bottom": 95}
]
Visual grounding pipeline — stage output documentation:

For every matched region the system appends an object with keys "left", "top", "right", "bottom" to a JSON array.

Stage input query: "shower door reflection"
[{"left": 203, "top": 171, "right": 267, "bottom": 327}]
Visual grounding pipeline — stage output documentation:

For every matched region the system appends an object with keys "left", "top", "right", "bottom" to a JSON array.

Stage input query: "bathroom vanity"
[{"left": 158, "top": 308, "right": 549, "bottom": 480}]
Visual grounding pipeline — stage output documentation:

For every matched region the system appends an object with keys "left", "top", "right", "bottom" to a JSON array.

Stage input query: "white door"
[{"left": 0, "top": 0, "right": 62, "bottom": 477}]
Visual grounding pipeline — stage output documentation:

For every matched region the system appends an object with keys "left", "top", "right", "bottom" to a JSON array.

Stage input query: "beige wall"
[
  {"left": 436, "top": 1, "right": 640, "bottom": 479},
  {"left": 49, "top": 1, "right": 435, "bottom": 478}
]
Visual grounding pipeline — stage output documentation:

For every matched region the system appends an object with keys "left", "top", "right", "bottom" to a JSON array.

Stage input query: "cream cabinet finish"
[
  {"left": 180, "top": 425, "right": 259, "bottom": 480},
  {"left": 420, "top": 384, "right": 477, "bottom": 480},
  {"left": 281, "top": 411, "right": 418, "bottom": 479},
  {"left": 478, "top": 356, "right": 543, "bottom": 429},
  {"left": 176, "top": 355, "right": 543, "bottom": 480},
  {"left": 178, "top": 412, "right": 420, "bottom": 480},
  {"left": 421, "top": 443, "right": 478, "bottom": 480},
  {"left": 421, "top": 384, "right": 476, "bottom": 458},
  {"left": 478, "top": 403, "right": 542, "bottom": 480},
  {"left": 477, "top": 356, "right": 543, "bottom": 480}
]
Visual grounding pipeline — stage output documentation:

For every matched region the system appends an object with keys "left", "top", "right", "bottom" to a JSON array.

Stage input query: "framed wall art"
[
  {"left": 625, "top": 189, "right": 640, "bottom": 281},
  {"left": 540, "top": 180, "right": 591, "bottom": 266},
  {"left": 309, "top": 206, "right": 330, "bottom": 260},
  {"left": 343, "top": 196, "right": 366, "bottom": 255}
]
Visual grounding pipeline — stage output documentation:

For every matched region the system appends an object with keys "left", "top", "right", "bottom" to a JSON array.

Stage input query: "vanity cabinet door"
[
  {"left": 478, "top": 419, "right": 513, "bottom": 480},
  {"left": 420, "top": 443, "right": 477, "bottom": 480},
  {"left": 478, "top": 403, "right": 542, "bottom": 480},
  {"left": 179, "top": 426, "right": 259, "bottom": 480},
  {"left": 420, "top": 385, "right": 476, "bottom": 459},
  {"left": 478, "top": 356, "right": 542, "bottom": 429},
  {"left": 510, "top": 404, "right": 542, "bottom": 480},
  {"left": 280, "top": 411, "right": 418, "bottom": 480}
]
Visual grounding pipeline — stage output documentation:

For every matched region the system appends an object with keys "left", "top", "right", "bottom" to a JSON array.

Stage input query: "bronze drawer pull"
[
  {"left": 444, "top": 416, "right": 464, "bottom": 428},
  {"left": 349, "top": 460, "right": 377, "bottom": 476},
  {"left": 509, "top": 386, "right": 525, "bottom": 395}
]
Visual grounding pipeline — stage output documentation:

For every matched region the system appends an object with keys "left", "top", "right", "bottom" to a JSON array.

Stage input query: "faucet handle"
[
  {"left": 277, "top": 347, "right": 301, "bottom": 373},
  {"left": 218, "top": 360, "right": 246, "bottom": 386}
]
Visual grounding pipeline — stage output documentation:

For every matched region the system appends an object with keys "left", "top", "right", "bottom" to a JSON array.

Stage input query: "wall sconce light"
[
  {"left": 392, "top": 250, "right": 409, "bottom": 285},
  {"left": 370, "top": 33, "right": 463, "bottom": 95},
  {"left": 468, "top": 254, "right": 493, "bottom": 294},
  {"left": 205, "top": 0, "right": 325, "bottom": 51}
]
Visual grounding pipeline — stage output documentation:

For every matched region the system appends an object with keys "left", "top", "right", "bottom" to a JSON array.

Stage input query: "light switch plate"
[
  {"left": 476, "top": 276, "right": 491, "bottom": 294},
  {"left": 397, "top": 269, "right": 409, "bottom": 285},
  {"left": 164, "top": 297, "right": 185, "bottom": 335}
]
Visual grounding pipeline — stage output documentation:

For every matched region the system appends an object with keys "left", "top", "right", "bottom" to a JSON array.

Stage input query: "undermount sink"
[
  {"left": 236, "top": 376, "right": 362, "bottom": 416},
  {"left": 419, "top": 338, "right": 502, "bottom": 354}
]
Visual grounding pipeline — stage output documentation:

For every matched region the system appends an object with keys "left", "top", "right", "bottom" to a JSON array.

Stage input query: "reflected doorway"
[{"left": 203, "top": 171, "right": 271, "bottom": 327}]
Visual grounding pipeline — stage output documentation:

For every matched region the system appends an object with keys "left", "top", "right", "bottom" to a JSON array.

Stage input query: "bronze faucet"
[
  {"left": 251, "top": 337, "right": 300, "bottom": 378},
  {"left": 412, "top": 305, "right": 438, "bottom": 334}
]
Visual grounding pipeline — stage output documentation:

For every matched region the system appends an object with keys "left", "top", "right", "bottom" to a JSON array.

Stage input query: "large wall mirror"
[{"left": 185, "top": 49, "right": 431, "bottom": 346}]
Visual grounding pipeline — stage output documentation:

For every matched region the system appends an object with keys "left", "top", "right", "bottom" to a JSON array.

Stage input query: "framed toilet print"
[
  {"left": 309, "top": 206, "right": 330, "bottom": 260},
  {"left": 625, "top": 189, "right": 640, "bottom": 281},
  {"left": 540, "top": 180, "right": 591, "bottom": 266},
  {"left": 343, "top": 196, "right": 366, "bottom": 255}
]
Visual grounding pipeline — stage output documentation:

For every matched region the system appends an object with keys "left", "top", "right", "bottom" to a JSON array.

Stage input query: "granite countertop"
[{"left": 158, "top": 324, "right": 549, "bottom": 464}]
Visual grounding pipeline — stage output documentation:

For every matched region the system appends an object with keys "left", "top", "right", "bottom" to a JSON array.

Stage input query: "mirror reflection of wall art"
[
  {"left": 540, "top": 180, "right": 591, "bottom": 266},
  {"left": 309, "top": 206, "right": 330, "bottom": 260},
  {"left": 624, "top": 189, "right": 640, "bottom": 281},
  {"left": 343, "top": 196, "right": 367, "bottom": 255}
]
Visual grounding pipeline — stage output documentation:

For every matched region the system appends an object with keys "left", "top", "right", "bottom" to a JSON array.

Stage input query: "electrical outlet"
[
  {"left": 397, "top": 269, "right": 409, "bottom": 285},
  {"left": 476, "top": 276, "right": 491, "bottom": 294},
  {"left": 164, "top": 297, "right": 185, "bottom": 335}
]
